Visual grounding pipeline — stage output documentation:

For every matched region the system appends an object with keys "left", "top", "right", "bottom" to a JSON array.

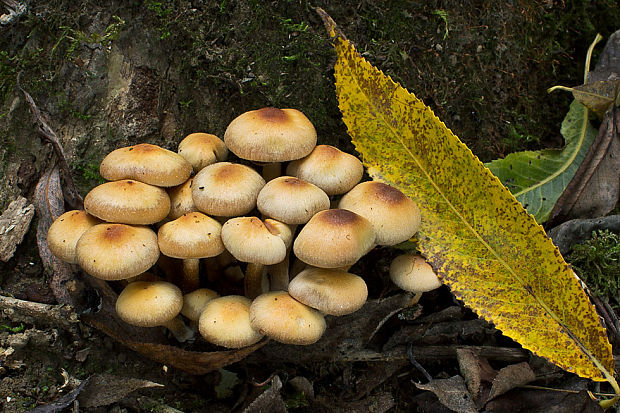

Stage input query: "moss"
[{"left": 567, "top": 230, "right": 620, "bottom": 308}]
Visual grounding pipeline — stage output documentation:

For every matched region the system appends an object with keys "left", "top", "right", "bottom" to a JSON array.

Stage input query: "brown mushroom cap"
[
  {"left": 47, "top": 210, "right": 101, "bottom": 263},
  {"left": 198, "top": 295, "right": 264, "bottom": 348},
  {"left": 76, "top": 223, "right": 159, "bottom": 280},
  {"left": 100, "top": 143, "right": 192, "bottom": 187},
  {"left": 192, "top": 162, "right": 265, "bottom": 217},
  {"left": 257, "top": 176, "right": 330, "bottom": 225},
  {"left": 224, "top": 108, "right": 317, "bottom": 163},
  {"left": 339, "top": 181, "right": 421, "bottom": 246},
  {"left": 249, "top": 291, "right": 326, "bottom": 345},
  {"left": 286, "top": 145, "right": 364, "bottom": 196},
  {"left": 288, "top": 267, "right": 368, "bottom": 316},
  {"left": 166, "top": 178, "right": 197, "bottom": 220},
  {"left": 221, "top": 217, "right": 286, "bottom": 265},
  {"left": 116, "top": 281, "right": 183, "bottom": 327},
  {"left": 293, "top": 209, "right": 376, "bottom": 268},
  {"left": 178, "top": 133, "right": 228, "bottom": 172},
  {"left": 157, "top": 212, "right": 225, "bottom": 259},
  {"left": 389, "top": 253, "right": 442, "bottom": 292},
  {"left": 84, "top": 179, "right": 171, "bottom": 225},
  {"left": 181, "top": 288, "right": 220, "bottom": 321}
]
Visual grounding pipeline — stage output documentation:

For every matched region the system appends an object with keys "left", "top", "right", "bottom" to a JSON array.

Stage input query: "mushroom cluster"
[{"left": 47, "top": 107, "right": 442, "bottom": 349}]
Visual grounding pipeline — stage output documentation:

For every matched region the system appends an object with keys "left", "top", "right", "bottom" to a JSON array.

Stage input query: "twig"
[
  {"left": 0, "top": 295, "right": 80, "bottom": 329},
  {"left": 16, "top": 72, "right": 83, "bottom": 210},
  {"left": 407, "top": 343, "right": 432, "bottom": 382}
]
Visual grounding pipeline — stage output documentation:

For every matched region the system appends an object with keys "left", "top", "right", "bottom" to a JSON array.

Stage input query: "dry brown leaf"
[
  {"left": 242, "top": 375, "right": 286, "bottom": 413},
  {"left": 415, "top": 375, "right": 477, "bottom": 413},
  {"left": 487, "top": 362, "right": 536, "bottom": 401},
  {"left": 77, "top": 374, "right": 163, "bottom": 408}
]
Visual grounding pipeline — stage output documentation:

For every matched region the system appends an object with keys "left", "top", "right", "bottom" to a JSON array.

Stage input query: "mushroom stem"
[
  {"left": 269, "top": 250, "right": 290, "bottom": 291},
  {"left": 161, "top": 316, "right": 194, "bottom": 342},
  {"left": 262, "top": 162, "right": 281, "bottom": 182},
  {"left": 182, "top": 258, "right": 200, "bottom": 292},
  {"left": 245, "top": 263, "right": 266, "bottom": 299}
]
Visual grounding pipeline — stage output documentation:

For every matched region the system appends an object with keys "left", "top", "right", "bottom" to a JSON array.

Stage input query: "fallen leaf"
[
  {"left": 487, "top": 362, "right": 536, "bottom": 401},
  {"left": 242, "top": 375, "right": 287, "bottom": 413},
  {"left": 77, "top": 374, "right": 163, "bottom": 408},
  {"left": 486, "top": 101, "right": 597, "bottom": 223},
  {"left": 569, "top": 80, "right": 619, "bottom": 117},
  {"left": 318, "top": 8, "right": 614, "bottom": 381},
  {"left": 486, "top": 388, "right": 603, "bottom": 413},
  {"left": 456, "top": 348, "right": 483, "bottom": 400},
  {"left": 415, "top": 376, "right": 477, "bottom": 413}
]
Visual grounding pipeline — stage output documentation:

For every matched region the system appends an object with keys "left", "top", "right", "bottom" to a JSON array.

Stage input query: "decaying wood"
[
  {"left": 0, "top": 196, "right": 34, "bottom": 262},
  {"left": 0, "top": 295, "right": 79, "bottom": 329}
]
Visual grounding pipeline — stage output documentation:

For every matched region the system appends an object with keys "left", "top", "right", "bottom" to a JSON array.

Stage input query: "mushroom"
[
  {"left": 338, "top": 181, "right": 421, "bottom": 246},
  {"left": 177, "top": 132, "right": 228, "bottom": 172},
  {"left": 100, "top": 143, "right": 192, "bottom": 187},
  {"left": 249, "top": 291, "right": 326, "bottom": 345},
  {"left": 198, "top": 295, "right": 264, "bottom": 348},
  {"left": 293, "top": 209, "right": 375, "bottom": 268},
  {"left": 76, "top": 223, "right": 159, "bottom": 281},
  {"left": 286, "top": 145, "right": 364, "bottom": 196},
  {"left": 224, "top": 107, "right": 317, "bottom": 180},
  {"left": 181, "top": 288, "right": 219, "bottom": 328},
  {"left": 288, "top": 267, "right": 368, "bottom": 316},
  {"left": 192, "top": 162, "right": 265, "bottom": 217},
  {"left": 166, "top": 178, "right": 197, "bottom": 221},
  {"left": 257, "top": 176, "right": 329, "bottom": 225},
  {"left": 221, "top": 217, "right": 286, "bottom": 298},
  {"left": 389, "top": 253, "right": 442, "bottom": 293},
  {"left": 46, "top": 210, "right": 101, "bottom": 263},
  {"left": 157, "top": 212, "right": 225, "bottom": 292},
  {"left": 264, "top": 218, "right": 294, "bottom": 291},
  {"left": 116, "top": 281, "right": 193, "bottom": 342},
  {"left": 84, "top": 179, "right": 171, "bottom": 225}
]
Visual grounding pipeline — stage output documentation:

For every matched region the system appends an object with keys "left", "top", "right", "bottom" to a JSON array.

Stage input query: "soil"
[{"left": 0, "top": 1, "right": 619, "bottom": 412}]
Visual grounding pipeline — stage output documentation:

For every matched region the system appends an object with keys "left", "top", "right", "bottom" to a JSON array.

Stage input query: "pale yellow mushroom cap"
[
  {"left": 166, "top": 178, "right": 197, "bottom": 220},
  {"left": 47, "top": 210, "right": 101, "bottom": 263},
  {"left": 257, "top": 176, "right": 330, "bottom": 225},
  {"left": 224, "top": 108, "right": 317, "bottom": 162},
  {"left": 250, "top": 291, "right": 326, "bottom": 345},
  {"left": 389, "top": 254, "right": 442, "bottom": 292},
  {"left": 288, "top": 267, "right": 368, "bottom": 316},
  {"left": 116, "top": 281, "right": 183, "bottom": 327},
  {"left": 198, "top": 295, "right": 264, "bottom": 348},
  {"left": 293, "top": 209, "right": 375, "bottom": 268},
  {"left": 177, "top": 133, "right": 228, "bottom": 172},
  {"left": 100, "top": 143, "right": 192, "bottom": 187},
  {"left": 181, "top": 288, "right": 220, "bottom": 321},
  {"left": 84, "top": 179, "right": 171, "bottom": 225},
  {"left": 286, "top": 145, "right": 364, "bottom": 196},
  {"left": 76, "top": 223, "right": 159, "bottom": 280},
  {"left": 157, "top": 212, "right": 225, "bottom": 259},
  {"left": 339, "top": 181, "right": 421, "bottom": 246},
  {"left": 192, "top": 162, "right": 265, "bottom": 217},
  {"left": 221, "top": 217, "right": 286, "bottom": 265}
]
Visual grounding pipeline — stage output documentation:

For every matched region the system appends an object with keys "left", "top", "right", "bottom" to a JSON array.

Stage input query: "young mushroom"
[
  {"left": 166, "top": 178, "right": 198, "bottom": 221},
  {"left": 116, "top": 281, "right": 193, "bottom": 342},
  {"left": 257, "top": 176, "right": 329, "bottom": 225},
  {"left": 389, "top": 253, "right": 442, "bottom": 294},
  {"left": 177, "top": 132, "right": 228, "bottom": 172},
  {"left": 181, "top": 288, "right": 220, "bottom": 328},
  {"left": 46, "top": 210, "right": 101, "bottom": 264}
]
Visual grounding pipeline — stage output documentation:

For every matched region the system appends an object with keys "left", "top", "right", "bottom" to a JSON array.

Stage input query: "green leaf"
[
  {"left": 328, "top": 19, "right": 614, "bottom": 382},
  {"left": 485, "top": 101, "right": 597, "bottom": 222}
]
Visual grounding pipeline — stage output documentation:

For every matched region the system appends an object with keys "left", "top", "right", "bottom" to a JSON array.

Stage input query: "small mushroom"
[
  {"left": 177, "top": 132, "right": 228, "bottom": 172},
  {"left": 116, "top": 281, "right": 193, "bottom": 342},
  {"left": 166, "top": 178, "right": 197, "bottom": 220},
  {"left": 181, "top": 288, "right": 219, "bottom": 328},
  {"left": 198, "top": 295, "right": 264, "bottom": 348},
  {"left": 389, "top": 253, "right": 442, "bottom": 293},
  {"left": 250, "top": 291, "right": 326, "bottom": 345},
  {"left": 46, "top": 210, "right": 101, "bottom": 263},
  {"left": 257, "top": 176, "right": 329, "bottom": 225}
]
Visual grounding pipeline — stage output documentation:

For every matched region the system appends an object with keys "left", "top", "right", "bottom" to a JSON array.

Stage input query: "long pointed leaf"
[
  {"left": 331, "top": 29, "right": 613, "bottom": 380},
  {"left": 485, "top": 101, "right": 597, "bottom": 223}
]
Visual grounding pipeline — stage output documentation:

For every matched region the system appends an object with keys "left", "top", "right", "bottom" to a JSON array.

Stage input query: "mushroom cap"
[
  {"left": 178, "top": 133, "right": 228, "bottom": 172},
  {"left": 100, "top": 143, "right": 192, "bottom": 187},
  {"left": 224, "top": 108, "right": 317, "bottom": 163},
  {"left": 47, "top": 210, "right": 101, "bottom": 263},
  {"left": 339, "top": 181, "right": 421, "bottom": 246},
  {"left": 249, "top": 291, "right": 326, "bottom": 345},
  {"left": 158, "top": 212, "right": 225, "bottom": 259},
  {"left": 116, "top": 281, "right": 183, "bottom": 327},
  {"left": 84, "top": 179, "right": 171, "bottom": 225},
  {"left": 293, "top": 209, "right": 376, "bottom": 268},
  {"left": 288, "top": 267, "right": 368, "bottom": 316},
  {"left": 264, "top": 219, "right": 294, "bottom": 249},
  {"left": 166, "top": 178, "right": 197, "bottom": 220},
  {"left": 198, "top": 295, "right": 264, "bottom": 348},
  {"left": 221, "top": 217, "right": 286, "bottom": 265},
  {"left": 257, "top": 176, "right": 330, "bottom": 225},
  {"left": 76, "top": 223, "right": 160, "bottom": 280},
  {"left": 181, "top": 288, "right": 220, "bottom": 321},
  {"left": 389, "top": 253, "right": 442, "bottom": 292},
  {"left": 286, "top": 145, "right": 364, "bottom": 196},
  {"left": 192, "top": 162, "right": 265, "bottom": 217}
]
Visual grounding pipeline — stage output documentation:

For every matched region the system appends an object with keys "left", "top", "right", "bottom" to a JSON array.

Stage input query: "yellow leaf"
[{"left": 330, "top": 22, "right": 613, "bottom": 381}]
